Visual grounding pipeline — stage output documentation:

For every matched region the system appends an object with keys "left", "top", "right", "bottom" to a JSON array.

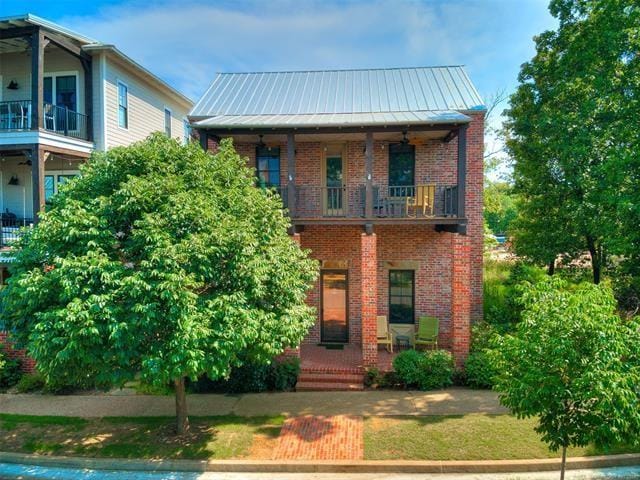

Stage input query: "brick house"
[{"left": 191, "top": 67, "right": 485, "bottom": 390}]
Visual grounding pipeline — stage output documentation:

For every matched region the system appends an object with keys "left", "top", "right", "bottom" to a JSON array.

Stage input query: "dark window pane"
[
  {"left": 389, "top": 143, "right": 415, "bottom": 187},
  {"left": 43, "top": 77, "right": 53, "bottom": 104},
  {"left": 56, "top": 76, "right": 76, "bottom": 111},
  {"left": 256, "top": 146, "right": 280, "bottom": 188},
  {"left": 389, "top": 270, "right": 414, "bottom": 324},
  {"left": 44, "top": 175, "right": 55, "bottom": 202}
]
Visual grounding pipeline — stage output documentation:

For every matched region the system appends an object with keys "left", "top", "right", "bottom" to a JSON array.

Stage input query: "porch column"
[
  {"left": 31, "top": 147, "right": 47, "bottom": 221},
  {"left": 30, "top": 28, "right": 44, "bottom": 130},
  {"left": 451, "top": 233, "right": 472, "bottom": 368},
  {"left": 365, "top": 132, "right": 374, "bottom": 218},
  {"left": 456, "top": 125, "right": 468, "bottom": 228},
  {"left": 361, "top": 231, "right": 378, "bottom": 367},
  {"left": 81, "top": 57, "right": 93, "bottom": 141},
  {"left": 287, "top": 133, "right": 296, "bottom": 217}
]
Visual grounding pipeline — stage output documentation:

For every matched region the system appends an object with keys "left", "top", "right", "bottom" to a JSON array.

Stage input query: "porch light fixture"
[
  {"left": 258, "top": 134, "right": 266, "bottom": 147},
  {"left": 8, "top": 175, "right": 19, "bottom": 186},
  {"left": 401, "top": 130, "right": 409, "bottom": 144},
  {"left": 6, "top": 80, "right": 19, "bottom": 90}
]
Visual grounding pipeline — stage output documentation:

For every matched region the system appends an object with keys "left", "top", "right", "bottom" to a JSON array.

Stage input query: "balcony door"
[
  {"left": 322, "top": 145, "right": 345, "bottom": 216},
  {"left": 321, "top": 270, "right": 349, "bottom": 343}
]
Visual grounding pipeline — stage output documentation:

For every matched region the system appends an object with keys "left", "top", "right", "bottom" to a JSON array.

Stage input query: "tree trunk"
[
  {"left": 547, "top": 259, "right": 555, "bottom": 276},
  {"left": 560, "top": 444, "right": 567, "bottom": 480},
  {"left": 174, "top": 377, "right": 189, "bottom": 435},
  {"left": 586, "top": 237, "right": 602, "bottom": 284}
]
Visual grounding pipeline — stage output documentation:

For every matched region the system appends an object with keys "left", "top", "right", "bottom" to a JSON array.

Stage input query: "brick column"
[
  {"left": 451, "top": 234, "right": 471, "bottom": 367},
  {"left": 361, "top": 232, "right": 377, "bottom": 367}
]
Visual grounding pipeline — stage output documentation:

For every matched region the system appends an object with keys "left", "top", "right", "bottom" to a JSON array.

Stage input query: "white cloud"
[{"left": 60, "top": 0, "right": 555, "bottom": 103}]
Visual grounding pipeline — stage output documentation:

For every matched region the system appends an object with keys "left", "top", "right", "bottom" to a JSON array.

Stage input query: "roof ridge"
[{"left": 215, "top": 66, "right": 467, "bottom": 76}]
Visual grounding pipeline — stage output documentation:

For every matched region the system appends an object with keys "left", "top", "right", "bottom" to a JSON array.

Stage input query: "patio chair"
[
  {"left": 376, "top": 315, "right": 393, "bottom": 353},
  {"left": 406, "top": 184, "right": 435, "bottom": 217},
  {"left": 414, "top": 316, "right": 439, "bottom": 350}
]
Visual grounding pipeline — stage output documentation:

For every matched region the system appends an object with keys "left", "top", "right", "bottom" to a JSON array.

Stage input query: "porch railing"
[
  {"left": 0, "top": 216, "right": 33, "bottom": 247},
  {"left": 0, "top": 100, "right": 90, "bottom": 141},
  {"left": 272, "top": 184, "right": 459, "bottom": 219}
]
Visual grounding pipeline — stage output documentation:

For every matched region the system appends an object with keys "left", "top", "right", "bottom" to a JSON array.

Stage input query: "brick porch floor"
[{"left": 300, "top": 343, "right": 398, "bottom": 373}]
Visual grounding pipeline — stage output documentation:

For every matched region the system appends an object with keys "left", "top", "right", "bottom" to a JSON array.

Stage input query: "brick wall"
[{"left": 0, "top": 331, "right": 36, "bottom": 373}]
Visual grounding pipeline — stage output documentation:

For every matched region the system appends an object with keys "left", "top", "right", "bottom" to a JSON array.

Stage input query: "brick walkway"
[{"left": 273, "top": 415, "right": 363, "bottom": 460}]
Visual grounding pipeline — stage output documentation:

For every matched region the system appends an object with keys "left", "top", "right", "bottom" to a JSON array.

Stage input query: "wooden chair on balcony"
[
  {"left": 377, "top": 315, "right": 393, "bottom": 353},
  {"left": 415, "top": 316, "right": 439, "bottom": 350},
  {"left": 406, "top": 184, "right": 436, "bottom": 217}
]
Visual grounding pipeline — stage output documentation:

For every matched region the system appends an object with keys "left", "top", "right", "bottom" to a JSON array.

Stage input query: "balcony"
[
  {"left": 275, "top": 184, "right": 459, "bottom": 224},
  {"left": 0, "top": 100, "right": 90, "bottom": 141},
  {"left": 0, "top": 216, "right": 33, "bottom": 248}
]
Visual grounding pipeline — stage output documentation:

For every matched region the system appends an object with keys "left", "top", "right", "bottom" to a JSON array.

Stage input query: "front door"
[
  {"left": 321, "top": 270, "right": 348, "bottom": 343},
  {"left": 323, "top": 148, "right": 345, "bottom": 216}
]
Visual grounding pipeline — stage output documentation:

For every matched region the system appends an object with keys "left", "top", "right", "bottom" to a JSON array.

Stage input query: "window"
[
  {"left": 43, "top": 74, "right": 77, "bottom": 111},
  {"left": 256, "top": 146, "right": 280, "bottom": 188},
  {"left": 389, "top": 270, "right": 415, "bottom": 324},
  {"left": 44, "top": 173, "right": 80, "bottom": 203},
  {"left": 118, "top": 81, "right": 128, "bottom": 128},
  {"left": 183, "top": 118, "right": 191, "bottom": 144},
  {"left": 164, "top": 108, "right": 171, "bottom": 137},
  {"left": 389, "top": 143, "right": 415, "bottom": 187}
]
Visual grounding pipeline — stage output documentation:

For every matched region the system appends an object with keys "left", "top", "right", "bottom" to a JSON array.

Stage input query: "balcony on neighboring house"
[{"left": 0, "top": 100, "right": 90, "bottom": 141}]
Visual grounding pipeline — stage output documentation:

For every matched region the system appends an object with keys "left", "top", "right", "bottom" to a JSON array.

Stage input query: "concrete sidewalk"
[{"left": 0, "top": 387, "right": 507, "bottom": 418}]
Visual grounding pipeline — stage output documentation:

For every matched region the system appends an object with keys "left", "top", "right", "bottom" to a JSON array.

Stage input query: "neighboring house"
[
  {"left": 190, "top": 67, "right": 485, "bottom": 390},
  {"left": 0, "top": 13, "right": 192, "bottom": 262}
]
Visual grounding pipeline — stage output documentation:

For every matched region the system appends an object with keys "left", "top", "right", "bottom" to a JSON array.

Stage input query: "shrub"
[
  {"left": 0, "top": 348, "right": 22, "bottom": 391},
  {"left": 268, "top": 357, "right": 300, "bottom": 391},
  {"left": 393, "top": 349, "right": 454, "bottom": 390},
  {"left": 378, "top": 371, "right": 403, "bottom": 389},
  {"left": 16, "top": 372, "right": 45, "bottom": 393},
  {"left": 464, "top": 351, "right": 498, "bottom": 389},
  {"left": 364, "top": 367, "right": 381, "bottom": 387}
]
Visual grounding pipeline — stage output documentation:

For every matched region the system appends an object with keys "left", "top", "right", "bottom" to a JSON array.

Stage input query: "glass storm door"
[
  {"left": 324, "top": 153, "right": 344, "bottom": 216},
  {"left": 321, "top": 270, "right": 348, "bottom": 343}
]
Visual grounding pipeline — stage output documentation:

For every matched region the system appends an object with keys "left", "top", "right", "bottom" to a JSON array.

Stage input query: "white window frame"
[
  {"left": 44, "top": 170, "right": 81, "bottom": 202},
  {"left": 117, "top": 80, "right": 129, "bottom": 130},
  {"left": 43, "top": 71, "right": 82, "bottom": 113},
  {"left": 164, "top": 106, "right": 172, "bottom": 137},
  {"left": 182, "top": 117, "right": 191, "bottom": 144}
]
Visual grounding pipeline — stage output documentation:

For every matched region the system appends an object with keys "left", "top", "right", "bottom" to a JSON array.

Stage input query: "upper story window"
[
  {"left": 117, "top": 81, "right": 128, "bottom": 129},
  {"left": 256, "top": 146, "right": 280, "bottom": 188},
  {"left": 44, "top": 75, "right": 77, "bottom": 111},
  {"left": 389, "top": 143, "right": 415, "bottom": 187},
  {"left": 164, "top": 108, "right": 172, "bottom": 137}
]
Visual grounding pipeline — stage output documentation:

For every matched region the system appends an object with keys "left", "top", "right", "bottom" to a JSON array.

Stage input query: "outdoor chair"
[
  {"left": 376, "top": 315, "right": 393, "bottom": 353},
  {"left": 415, "top": 316, "right": 439, "bottom": 350},
  {"left": 406, "top": 184, "right": 435, "bottom": 217}
]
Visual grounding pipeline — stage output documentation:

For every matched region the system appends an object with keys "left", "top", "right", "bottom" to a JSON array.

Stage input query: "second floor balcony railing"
[
  {"left": 0, "top": 215, "right": 33, "bottom": 248},
  {"left": 0, "top": 100, "right": 90, "bottom": 141},
  {"left": 274, "top": 184, "right": 459, "bottom": 220}
]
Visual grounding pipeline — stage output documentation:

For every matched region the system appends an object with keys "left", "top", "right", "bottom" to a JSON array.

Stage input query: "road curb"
[{"left": 1, "top": 451, "right": 639, "bottom": 474}]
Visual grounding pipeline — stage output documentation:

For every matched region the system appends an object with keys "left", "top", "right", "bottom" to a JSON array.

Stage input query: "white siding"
[
  {"left": 103, "top": 57, "right": 189, "bottom": 149},
  {"left": 0, "top": 49, "right": 86, "bottom": 114}
]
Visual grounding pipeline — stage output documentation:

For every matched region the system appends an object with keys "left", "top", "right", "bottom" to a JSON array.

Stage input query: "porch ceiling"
[{"left": 219, "top": 129, "right": 452, "bottom": 144}]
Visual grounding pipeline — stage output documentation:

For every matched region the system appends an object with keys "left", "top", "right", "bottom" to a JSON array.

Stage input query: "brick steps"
[
  {"left": 296, "top": 370, "right": 365, "bottom": 391},
  {"left": 296, "top": 381, "right": 364, "bottom": 391}
]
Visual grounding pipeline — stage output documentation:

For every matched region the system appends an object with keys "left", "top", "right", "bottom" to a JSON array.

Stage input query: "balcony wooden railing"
[
  {"left": 273, "top": 184, "right": 459, "bottom": 220},
  {"left": 0, "top": 100, "right": 90, "bottom": 141}
]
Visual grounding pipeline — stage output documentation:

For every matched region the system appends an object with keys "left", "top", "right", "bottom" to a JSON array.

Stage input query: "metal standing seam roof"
[{"left": 190, "top": 66, "right": 485, "bottom": 129}]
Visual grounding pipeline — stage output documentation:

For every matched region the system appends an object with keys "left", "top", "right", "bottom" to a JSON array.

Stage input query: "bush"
[
  {"left": 393, "top": 349, "right": 454, "bottom": 390},
  {"left": 464, "top": 351, "right": 498, "bottom": 389},
  {"left": 364, "top": 367, "right": 381, "bottom": 387},
  {"left": 189, "top": 357, "right": 300, "bottom": 393},
  {"left": 16, "top": 372, "right": 45, "bottom": 393},
  {"left": 268, "top": 357, "right": 300, "bottom": 391},
  {"left": 0, "top": 348, "right": 22, "bottom": 391},
  {"left": 378, "top": 371, "right": 403, "bottom": 389}
]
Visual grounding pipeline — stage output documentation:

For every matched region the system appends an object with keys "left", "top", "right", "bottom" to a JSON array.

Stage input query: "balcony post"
[
  {"left": 456, "top": 125, "right": 467, "bottom": 220},
  {"left": 63, "top": 106, "right": 69, "bottom": 136},
  {"left": 31, "top": 148, "right": 47, "bottom": 221},
  {"left": 82, "top": 57, "right": 93, "bottom": 141},
  {"left": 287, "top": 132, "right": 296, "bottom": 217},
  {"left": 365, "top": 132, "right": 374, "bottom": 218},
  {"left": 30, "top": 28, "right": 44, "bottom": 131}
]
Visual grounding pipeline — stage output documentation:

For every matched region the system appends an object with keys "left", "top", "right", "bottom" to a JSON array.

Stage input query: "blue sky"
[{"left": 4, "top": 0, "right": 556, "bottom": 106}]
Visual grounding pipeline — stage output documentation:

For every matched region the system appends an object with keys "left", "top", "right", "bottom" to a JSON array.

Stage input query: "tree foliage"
[
  {"left": 492, "top": 278, "right": 640, "bottom": 478},
  {"left": 505, "top": 0, "right": 639, "bottom": 283},
  {"left": 484, "top": 181, "right": 517, "bottom": 235},
  {"left": 0, "top": 135, "right": 318, "bottom": 432}
]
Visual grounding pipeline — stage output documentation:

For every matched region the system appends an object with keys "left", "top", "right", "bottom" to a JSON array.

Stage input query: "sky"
[{"left": 2, "top": 0, "right": 557, "bottom": 164}]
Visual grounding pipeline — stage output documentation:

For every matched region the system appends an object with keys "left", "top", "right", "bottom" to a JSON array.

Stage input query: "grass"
[
  {"left": 364, "top": 414, "right": 639, "bottom": 460},
  {"left": 0, "top": 414, "right": 284, "bottom": 460}
]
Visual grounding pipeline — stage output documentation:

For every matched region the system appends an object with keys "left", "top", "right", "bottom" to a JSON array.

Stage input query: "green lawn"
[
  {"left": 0, "top": 414, "right": 284, "bottom": 460},
  {"left": 364, "top": 414, "right": 638, "bottom": 460}
]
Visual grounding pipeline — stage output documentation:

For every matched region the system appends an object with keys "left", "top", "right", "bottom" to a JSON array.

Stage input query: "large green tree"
[
  {"left": 493, "top": 278, "right": 640, "bottom": 480},
  {"left": 0, "top": 135, "right": 318, "bottom": 434},
  {"left": 505, "top": 0, "right": 639, "bottom": 283}
]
